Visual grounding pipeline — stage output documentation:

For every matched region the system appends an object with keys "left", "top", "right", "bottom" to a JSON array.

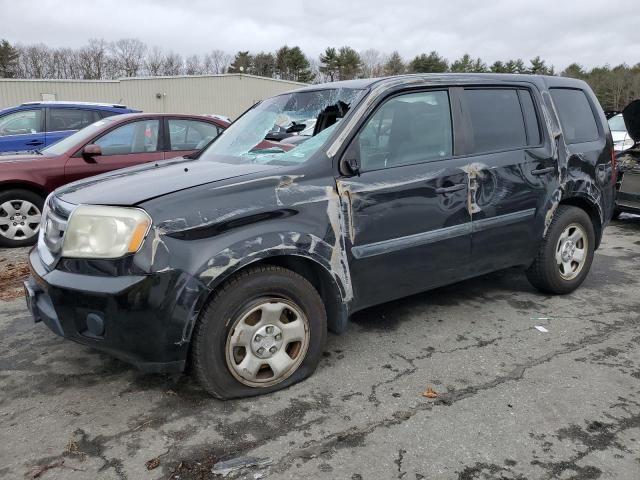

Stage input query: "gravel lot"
[{"left": 1, "top": 217, "right": 639, "bottom": 480}]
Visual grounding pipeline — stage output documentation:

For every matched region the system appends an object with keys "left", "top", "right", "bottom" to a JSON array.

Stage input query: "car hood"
[
  {"left": 0, "top": 153, "right": 45, "bottom": 163},
  {"left": 622, "top": 100, "right": 640, "bottom": 142},
  {"left": 55, "top": 156, "right": 279, "bottom": 206}
]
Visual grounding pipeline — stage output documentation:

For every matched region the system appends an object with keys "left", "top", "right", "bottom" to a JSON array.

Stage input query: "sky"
[{"left": 1, "top": 0, "right": 639, "bottom": 71}]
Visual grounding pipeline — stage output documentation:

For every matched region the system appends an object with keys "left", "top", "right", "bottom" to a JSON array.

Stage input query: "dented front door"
[{"left": 336, "top": 89, "right": 473, "bottom": 310}]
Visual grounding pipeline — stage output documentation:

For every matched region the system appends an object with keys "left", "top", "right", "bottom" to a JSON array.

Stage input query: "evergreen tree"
[
  {"left": 408, "top": 51, "right": 448, "bottom": 73},
  {"left": 383, "top": 51, "right": 405, "bottom": 76},
  {"left": 0, "top": 39, "right": 19, "bottom": 78},
  {"left": 337, "top": 46, "right": 361, "bottom": 80},
  {"left": 319, "top": 47, "right": 340, "bottom": 81},
  {"left": 228, "top": 51, "right": 252, "bottom": 73}
]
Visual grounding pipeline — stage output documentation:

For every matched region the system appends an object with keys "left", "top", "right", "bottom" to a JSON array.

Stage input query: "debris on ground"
[
  {"left": 422, "top": 386, "right": 439, "bottom": 398},
  {"left": 145, "top": 457, "right": 161, "bottom": 470},
  {"left": 211, "top": 456, "right": 272, "bottom": 477},
  {"left": 534, "top": 325, "right": 549, "bottom": 333},
  {"left": 0, "top": 261, "right": 30, "bottom": 301},
  {"left": 29, "top": 459, "right": 85, "bottom": 478}
]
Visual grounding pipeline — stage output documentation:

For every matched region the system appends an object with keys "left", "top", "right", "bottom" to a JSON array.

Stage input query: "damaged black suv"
[{"left": 25, "top": 74, "right": 615, "bottom": 399}]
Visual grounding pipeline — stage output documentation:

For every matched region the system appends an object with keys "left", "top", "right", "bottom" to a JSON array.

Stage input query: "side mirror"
[
  {"left": 82, "top": 144, "right": 102, "bottom": 160},
  {"left": 339, "top": 141, "right": 361, "bottom": 176}
]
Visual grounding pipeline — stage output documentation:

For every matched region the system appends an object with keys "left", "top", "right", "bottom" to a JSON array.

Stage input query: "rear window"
[
  {"left": 550, "top": 88, "right": 599, "bottom": 144},
  {"left": 463, "top": 89, "right": 527, "bottom": 154}
]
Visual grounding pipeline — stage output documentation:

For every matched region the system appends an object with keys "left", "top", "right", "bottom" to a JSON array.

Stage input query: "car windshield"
[
  {"left": 42, "top": 118, "right": 117, "bottom": 156},
  {"left": 608, "top": 114, "right": 627, "bottom": 132},
  {"left": 199, "top": 88, "right": 365, "bottom": 165}
]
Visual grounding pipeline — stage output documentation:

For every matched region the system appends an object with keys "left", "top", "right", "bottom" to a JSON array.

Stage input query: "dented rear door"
[{"left": 458, "top": 87, "right": 555, "bottom": 274}]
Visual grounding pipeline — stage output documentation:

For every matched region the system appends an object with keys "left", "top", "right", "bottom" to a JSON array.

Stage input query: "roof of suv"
[
  {"left": 291, "top": 73, "right": 588, "bottom": 92},
  {"left": 0, "top": 101, "right": 139, "bottom": 114}
]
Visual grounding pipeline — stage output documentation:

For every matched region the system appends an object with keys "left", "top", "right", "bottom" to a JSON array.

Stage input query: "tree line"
[{"left": 0, "top": 38, "right": 638, "bottom": 110}]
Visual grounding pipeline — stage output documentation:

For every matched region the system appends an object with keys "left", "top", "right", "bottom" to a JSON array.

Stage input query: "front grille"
[{"left": 37, "top": 195, "right": 76, "bottom": 269}]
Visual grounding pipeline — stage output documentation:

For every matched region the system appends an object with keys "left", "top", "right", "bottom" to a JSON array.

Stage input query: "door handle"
[
  {"left": 25, "top": 140, "right": 44, "bottom": 146},
  {"left": 531, "top": 166, "right": 555, "bottom": 176},
  {"left": 435, "top": 183, "right": 466, "bottom": 194}
]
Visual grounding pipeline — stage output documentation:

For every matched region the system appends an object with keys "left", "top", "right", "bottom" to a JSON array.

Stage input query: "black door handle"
[
  {"left": 531, "top": 166, "right": 555, "bottom": 176},
  {"left": 25, "top": 140, "right": 44, "bottom": 146},
  {"left": 435, "top": 183, "right": 466, "bottom": 194}
]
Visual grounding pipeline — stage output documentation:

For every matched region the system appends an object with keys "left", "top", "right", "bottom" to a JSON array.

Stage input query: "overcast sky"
[{"left": 2, "top": 0, "right": 639, "bottom": 71}]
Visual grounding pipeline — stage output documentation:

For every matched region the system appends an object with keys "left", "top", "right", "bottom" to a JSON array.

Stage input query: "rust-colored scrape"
[
  {"left": 0, "top": 262, "right": 30, "bottom": 301},
  {"left": 422, "top": 386, "right": 439, "bottom": 399}
]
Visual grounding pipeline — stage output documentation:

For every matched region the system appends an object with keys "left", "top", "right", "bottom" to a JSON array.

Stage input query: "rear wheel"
[
  {"left": 526, "top": 205, "right": 595, "bottom": 294},
  {"left": 191, "top": 265, "right": 327, "bottom": 399},
  {"left": 0, "top": 189, "right": 44, "bottom": 248}
]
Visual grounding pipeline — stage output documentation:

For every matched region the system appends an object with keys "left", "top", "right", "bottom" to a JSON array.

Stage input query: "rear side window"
[
  {"left": 463, "top": 89, "right": 527, "bottom": 154},
  {"left": 518, "top": 90, "right": 541, "bottom": 145},
  {"left": 549, "top": 88, "right": 599, "bottom": 144},
  {"left": 49, "top": 108, "right": 98, "bottom": 131}
]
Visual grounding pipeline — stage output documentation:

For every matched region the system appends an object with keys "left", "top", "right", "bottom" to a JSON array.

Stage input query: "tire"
[
  {"left": 526, "top": 205, "right": 595, "bottom": 294},
  {"left": 0, "top": 189, "right": 44, "bottom": 248},
  {"left": 191, "top": 265, "right": 327, "bottom": 399}
]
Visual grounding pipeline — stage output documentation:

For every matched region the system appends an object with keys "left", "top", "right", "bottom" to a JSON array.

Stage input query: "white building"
[{"left": 0, "top": 74, "right": 306, "bottom": 119}]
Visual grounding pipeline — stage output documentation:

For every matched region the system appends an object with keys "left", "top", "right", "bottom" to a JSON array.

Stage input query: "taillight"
[{"left": 611, "top": 147, "right": 617, "bottom": 184}]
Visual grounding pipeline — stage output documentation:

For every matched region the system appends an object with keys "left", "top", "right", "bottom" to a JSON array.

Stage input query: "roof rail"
[{"left": 20, "top": 101, "right": 128, "bottom": 108}]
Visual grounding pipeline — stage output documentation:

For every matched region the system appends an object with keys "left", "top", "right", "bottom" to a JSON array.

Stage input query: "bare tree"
[
  {"left": 161, "top": 52, "right": 183, "bottom": 76},
  {"left": 110, "top": 38, "right": 147, "bottom": 77},
  {"left": 145, "top": 46, "right": 165, "bottom": 76},
  {"left": 185, "top": 54, "right": 203, "bottom": 75},
  {"left": 360, "top": 49, "right": 385, "bottom": 78},
  {"left": 78, "top": 39, "right": 110, "bottom": 79},
  {"left": 17, "top": 44, "right": 53, "bottom": 78},
  {"left": 204, "top": 49, "right": 231, "bottom": 74}
]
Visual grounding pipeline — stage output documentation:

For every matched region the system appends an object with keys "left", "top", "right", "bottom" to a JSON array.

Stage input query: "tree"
[
  {"left": 161, "top": 52, "right": 183, "bottom": 76},
  {"left": 337, "top": 46, "right": 361, "bottom": 80},
  {"left": 0, "top": 39, "right": 19, "bottom": 78},
  {"left": 360, "top": 49, "right": 384, "bottom": 78},
  {"left": 204, "top": 49, "right": 231, "bottom": 74},
  {"left": 275, "top": 46, "right": 314, "bottom": 82},
  {"left": 319, "top": 47, "right": 340, "bottom": 81},
  {"left": 489, "top": 61, "right": 508, "bottom": 73},
  {"left": 561, "top": 63, "right": 586, "bottom": 79},
  {"left": 110, "top": 38, "right": 146, "bottom": 77},
  {"left": 451, "top": 54, "right": 474, "bottom": 73},
  {"left": 228, "top": 51, "right": 252, "bottom": 74},
  {"left": 529, "top": 56, "right": 552, "bottom": 75},
  {"left": 253, "top": 51, "right": 275, "bottom": 77},
  {"left": 383, "top": 51, "right": 405, "bottom": 76},
  {"left": 408, "top": 51, "right": 448, "bottom": 73},
  {"left": 78, "top": 39, "right": 109, "bottom": 79},
  {"left": 184, "top": 54, "right": 203, "bottom": 75}
]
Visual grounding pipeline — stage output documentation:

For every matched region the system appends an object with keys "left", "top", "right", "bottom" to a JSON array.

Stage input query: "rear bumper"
[{"left": 26, "top": 248, "right": 210, "bottom": 373}]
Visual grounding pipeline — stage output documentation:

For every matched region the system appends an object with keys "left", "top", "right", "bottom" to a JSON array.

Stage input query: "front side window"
[
  {"left": 48, "top": 109, "right": 98, "bottom": 132},
  {"left": 608, "top": 114, "right": 626, "bottom": 132},
  {"left": 357, "top": 90, "right": 453, "bottom": 171},
  {"left": 199, "top": 88, "right": 365, "bottom": 165},
  {"left": 94, "top": 120, "right": 160, "bottom": 155},
  {"left": 464, "top": 89, "right": 527, "bottom": 154},
  {"left": 168, "top": 119, "right": 220, "bottom": 151},
  {"left": 0, "top": 109, "right": 43, "bottom": 136},
  {"left": 550, "top": 88, "right": 599, "bottom": 144}
]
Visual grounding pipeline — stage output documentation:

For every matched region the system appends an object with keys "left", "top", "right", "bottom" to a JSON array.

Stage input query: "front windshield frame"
[
  {"left": 41, "top": 117, "right": 118, "bottom": 156},
  {"left": 197, "top": 87, "right": 367, "bottom": 167}
]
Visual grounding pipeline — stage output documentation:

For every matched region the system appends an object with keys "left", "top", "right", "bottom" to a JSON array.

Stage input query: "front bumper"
[{"left": 25, "top": 248, "right": 210, "bottom": 373}]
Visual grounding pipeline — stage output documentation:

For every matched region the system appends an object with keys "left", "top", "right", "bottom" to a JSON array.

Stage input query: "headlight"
[{"left": 62, "top": 205, "right": 152, "bottom": 258}]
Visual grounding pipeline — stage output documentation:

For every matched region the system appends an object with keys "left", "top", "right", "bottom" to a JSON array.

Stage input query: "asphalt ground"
[{"left": 1, "top": 216, "right": 639, "bottom": 480}]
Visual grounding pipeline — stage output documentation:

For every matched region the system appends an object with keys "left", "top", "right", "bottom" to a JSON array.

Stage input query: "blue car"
[{"left": 0, "top": 101, "right": 140, "bottom": 153}]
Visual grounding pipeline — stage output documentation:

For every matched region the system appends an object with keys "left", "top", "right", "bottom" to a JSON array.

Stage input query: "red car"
[{"left": 0, "top": 113, "right": 229, "bottom": 247}]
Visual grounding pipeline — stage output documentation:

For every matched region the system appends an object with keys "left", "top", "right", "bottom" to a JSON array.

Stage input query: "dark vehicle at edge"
[
  {"left": 613, "top": 99, "right": 640, "bottom": 217},
  {"left": 25, "top": 74, "right": 616, "bottom": 399}
]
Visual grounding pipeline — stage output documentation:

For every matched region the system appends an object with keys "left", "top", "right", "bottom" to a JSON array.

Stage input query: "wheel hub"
[
  {"left": 251, "top": 324, "right": 284, "bottom": 359},
  {"left": 561, "top": 240, "right": 576, "bottom": 262}
]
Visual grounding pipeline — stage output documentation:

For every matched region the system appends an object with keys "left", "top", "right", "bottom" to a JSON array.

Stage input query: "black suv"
[{"left": 25, "top": 74, "right": 615, "bottom": 399}]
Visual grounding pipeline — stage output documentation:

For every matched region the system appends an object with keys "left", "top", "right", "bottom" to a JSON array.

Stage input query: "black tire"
[
  {"left": 0, "top": 189, "right": 44, "bottom": 248},
  {"left": 191, "top": 265, "right": 327, "bottom": 399},
  {"left": 526, "top": 205, "right": 595, "bottom": 294}
]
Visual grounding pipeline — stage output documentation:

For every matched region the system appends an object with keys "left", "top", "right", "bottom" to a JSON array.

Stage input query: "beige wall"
[{"left": 0, "top": 74, "right": 305, "bottom": 119}]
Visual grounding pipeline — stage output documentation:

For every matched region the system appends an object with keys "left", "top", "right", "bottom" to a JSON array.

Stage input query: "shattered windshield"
[{"left": 199, "top": 88, "right": 365, "bottom": 165}]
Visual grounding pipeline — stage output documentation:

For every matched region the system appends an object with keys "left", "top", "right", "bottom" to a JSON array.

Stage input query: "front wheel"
[
  {"left": 0, "top": 189, "right": 44, "bottom": 248},
  {"left": 526, "top": 205, "right": 595, "bottom": 294},
  {"left": 190, "top": 265, "right": 327, "bottom": 399}
]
